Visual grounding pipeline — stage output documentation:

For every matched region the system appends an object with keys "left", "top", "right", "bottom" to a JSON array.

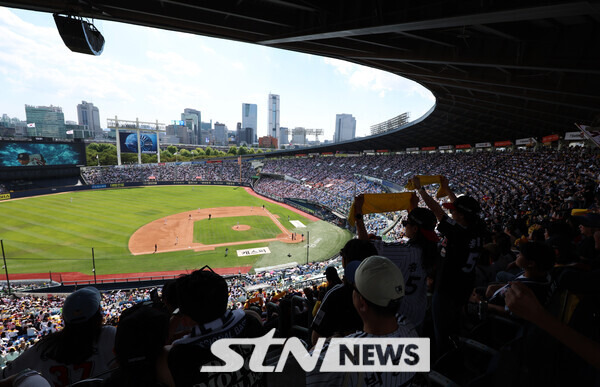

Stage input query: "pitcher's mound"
[{"left": 232, "top": 225, "right": 251, "bottom": 231}]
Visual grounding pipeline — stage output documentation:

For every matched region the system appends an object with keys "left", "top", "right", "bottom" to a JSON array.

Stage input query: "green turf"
[
  {"left": 0, "top": 186, "right": 350, "bottom": 275},
  {"left": 194, "top": 215, "right": 283, "bottom": 244}
]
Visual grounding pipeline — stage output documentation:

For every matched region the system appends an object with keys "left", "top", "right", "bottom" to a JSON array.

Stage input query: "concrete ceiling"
[{"left": 2, "top": 0, "right": 599, "bottom": 154}]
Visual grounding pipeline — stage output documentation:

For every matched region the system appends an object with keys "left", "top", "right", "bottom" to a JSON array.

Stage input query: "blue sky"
[{"left": 0, "top": 7, "right": 435, "bottom": 140}]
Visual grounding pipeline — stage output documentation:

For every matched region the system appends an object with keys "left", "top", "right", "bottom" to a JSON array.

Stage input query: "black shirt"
[
  {"left": 436, "top": 215, "right": 484, "bottom": 301},
  {"left": 311, "top": 283, "right": 363, "bottom": 337}
]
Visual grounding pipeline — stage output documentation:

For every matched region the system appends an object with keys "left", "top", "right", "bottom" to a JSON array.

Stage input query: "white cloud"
[
  {"left": 324, "top": 57, "right": 435, "bottom": 101},
  {"left": 323, "top": 57, "right": 354, "bottom": 75},
  {"left": 146, "top": 51, "right": 203, "bottom": 76}
]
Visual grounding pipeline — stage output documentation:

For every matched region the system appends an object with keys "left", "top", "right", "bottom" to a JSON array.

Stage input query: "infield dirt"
[{"left": 128, "top": 206, "right": 303, "bottom": 255}]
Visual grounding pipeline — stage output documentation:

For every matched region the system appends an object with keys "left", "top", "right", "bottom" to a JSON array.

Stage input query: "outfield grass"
[
  {"left": 194, "top": 216, "right": 283, "bottom": 244},
  {"left": 0, "top": 186, "right": 351, "bottom": 275}
]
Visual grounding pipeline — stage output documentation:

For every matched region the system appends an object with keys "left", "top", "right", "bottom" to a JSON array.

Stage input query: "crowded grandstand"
[
  {"left": 0, "top": 144, "right": 598, "bottom": 385},
  {"left": 1, "top": 0, "right": 599, "bottom": 385}
]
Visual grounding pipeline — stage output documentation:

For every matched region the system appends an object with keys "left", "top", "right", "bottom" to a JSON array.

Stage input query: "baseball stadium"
[
  {"left": 0, "top": 184, "right": 350, "bottom": 282},
  {"left": 0, "top": 1, "right": 599, "bottom": 386}
]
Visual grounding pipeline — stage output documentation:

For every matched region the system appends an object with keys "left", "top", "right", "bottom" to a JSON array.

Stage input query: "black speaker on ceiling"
[{"left": 53, "top": 14, "right": 105, "bottom": 56}]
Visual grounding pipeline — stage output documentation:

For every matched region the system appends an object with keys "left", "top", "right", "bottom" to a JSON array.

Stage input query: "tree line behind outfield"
[{"left": 86, "top": 143, "right": 267, "bottom": 166}]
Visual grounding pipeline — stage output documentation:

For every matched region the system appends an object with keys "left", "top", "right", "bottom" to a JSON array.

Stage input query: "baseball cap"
[
  {"left": 62, "top": 287, "right": 102, "bottom": 324},
  {"left": 354, "top": 256, "right": 404, "bottom": 307},
  {"left": 442, "top": 195, "right": 481, "bottom": 215},
  {"left": 403, "top": 207, "right": 439, "bottom": 242},
  {"left": 17, "top": 153, "right": 29, "bottom": 160}
]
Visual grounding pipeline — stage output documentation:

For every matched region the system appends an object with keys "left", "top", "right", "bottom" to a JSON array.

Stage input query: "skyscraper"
[
  {"left": 242, "top": 103, "right": 257, "bottom": 144},
  {"left": 214, "top": 122, "right": 228, "bottom": 146},
  {"left": 77, "top": 101, "right": 102, "bottom": 138},
  {"left": 25, "top": 105, "right": 66, "bottom": 138},
  {"left": 268, "top": 94, "right": 280, "bottom": 144},
  {"left": 334, "top": 114, "right": 356, "bottom": 142},
  {"left": 280, "top": 127, "right": 289, "bottom": 147},
  {"left": 182, "top": 108, "right": 201, "bottom": 145}
]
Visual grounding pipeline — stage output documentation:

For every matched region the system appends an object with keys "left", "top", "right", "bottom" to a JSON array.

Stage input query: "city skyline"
[{"left": 0, "top": 7, "right": 435, "bottom": 141}]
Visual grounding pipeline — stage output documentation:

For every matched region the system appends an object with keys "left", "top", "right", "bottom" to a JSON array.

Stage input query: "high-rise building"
[
  {"left": 280, "top": 127, "right": 289, "bottom": 147},
  {"left": 334, "top": 114, "right": 356, "bottom": 142},
  {"left": 236, "top": 122, "right": 253, "bottom": 146},
  {"left": 77, "top": 101, "right": 102, "bottom": 138},
  {"left": 292, "top": 127, "right": 306, "bottom": 145},
  {"left": 166, "top": 123, "right": 192, "bottom": 144},
  {"left": 25, "top": 105, "right": 66, "bottom": 138},
  {"left": 214, "top": 122, "right": 228, "bottom": 146},
  {"left": 182, "top": 108, "right": 201, "bottom": 145},
  {"left": 242, "top": 103, "right": 257, "bottom": 144},
  {"left": 200, "top": 120, "right": 212, "bottom": 145},
  {"left": 268, "top": 94, "right": 280, "bottom": 144}
]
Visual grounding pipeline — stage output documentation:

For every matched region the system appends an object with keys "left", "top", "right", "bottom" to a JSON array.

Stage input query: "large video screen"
[
  {"left": 119, "top": 132, "right": 158, "bottom": 154},
  {"left": 0, "top": 141, "right": 86, "bottom": 168}
]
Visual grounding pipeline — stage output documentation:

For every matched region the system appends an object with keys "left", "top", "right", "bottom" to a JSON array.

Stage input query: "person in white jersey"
[
  {"left": 307, "top": 256, "right": 418, "bottom": 387},
  {"left": 354, "top": 194, "right": 439, "bottom": 329}
]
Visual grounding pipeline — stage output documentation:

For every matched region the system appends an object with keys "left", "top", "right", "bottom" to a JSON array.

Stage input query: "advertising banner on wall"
[
  {"left": 565, "top": 131, "right": 585, "bottom": 141},
  {"left": 542, "top": 134, "right": 560, "bottom": 143},
  {"left": 515, "top": 137, "right": 537, "bottom": 146}
]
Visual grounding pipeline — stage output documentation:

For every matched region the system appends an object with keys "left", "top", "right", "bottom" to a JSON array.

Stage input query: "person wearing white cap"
[
  {"left": 307, "top": 256, "right": 418, "bottom": 387},
  {"left": 1, "top": 287, "right": 116, "bottom": 386},
  {"left": 354, "top": 194, "right": 440, "bottom": 330}
]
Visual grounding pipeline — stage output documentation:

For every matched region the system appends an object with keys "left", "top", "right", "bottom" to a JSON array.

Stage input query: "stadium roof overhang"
[{"left": 2, "top": 0, "right": 599, "bottom": 155}]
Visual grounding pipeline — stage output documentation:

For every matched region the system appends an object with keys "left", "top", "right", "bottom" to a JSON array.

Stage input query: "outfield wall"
[{"left": 0, "top": 180, "right": 252, "bottom": 201}]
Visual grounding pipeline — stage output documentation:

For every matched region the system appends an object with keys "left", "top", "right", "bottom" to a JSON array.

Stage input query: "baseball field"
[{"left": 0, "top": 186, "right": 352, "bottom": 280}]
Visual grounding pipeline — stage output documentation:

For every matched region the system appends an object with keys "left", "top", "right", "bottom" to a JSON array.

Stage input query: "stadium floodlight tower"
[{"left": 107, "top": 116, "right": 166, "bottom": 165}]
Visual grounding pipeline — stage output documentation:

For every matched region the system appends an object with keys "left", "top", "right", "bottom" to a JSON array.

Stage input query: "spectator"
[
  {"left": 505, "top": 281, "right": 600, "bottom": 370},
  {"left": 103, "top": 303, "right": 174, "bottom": 386},
  {"left": 574, "top": 213, "right": 600, "bottom": 261},
  {"left": 412, "top": 176, "right": 488, "bottom": 358},
  {"left": 2, "top": 287, "right": 116, "bottom": 385},
  {"left": 323, "top": 266, "right": 341, "bottom": 293},
  {"left": 307, "top": 255, "right": 418, "bottom": 386},
  {"left": 310, "top": 239, "right": 378, "bottom": 346},
  {"left": 484, "top": 241, "right": 556, "bottom": 313},
  {"left": 166, "top": 266, "right": 264, "bottom": 386},
  {"left": 355, "top": 194, "right": 439, "bottom": 329}
]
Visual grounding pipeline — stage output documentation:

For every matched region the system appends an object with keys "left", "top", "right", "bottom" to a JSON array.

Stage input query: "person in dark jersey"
[
  {"left": 166, "top": 266, "right": 264, "bottom": 386},
  {"left": 310, "top": 239, "right": 378, "bottom": 346},
  {"left": 411, "top": 176, "right": 488, "bottom": 358}
]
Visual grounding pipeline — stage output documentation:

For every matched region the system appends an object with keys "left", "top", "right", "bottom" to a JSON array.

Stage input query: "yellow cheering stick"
[
  {"left": 348, "top": 192, "right": 417, "bottom": 227},
  {"left": 405, "top": 175, "right": 451, "bottom": 198}
]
